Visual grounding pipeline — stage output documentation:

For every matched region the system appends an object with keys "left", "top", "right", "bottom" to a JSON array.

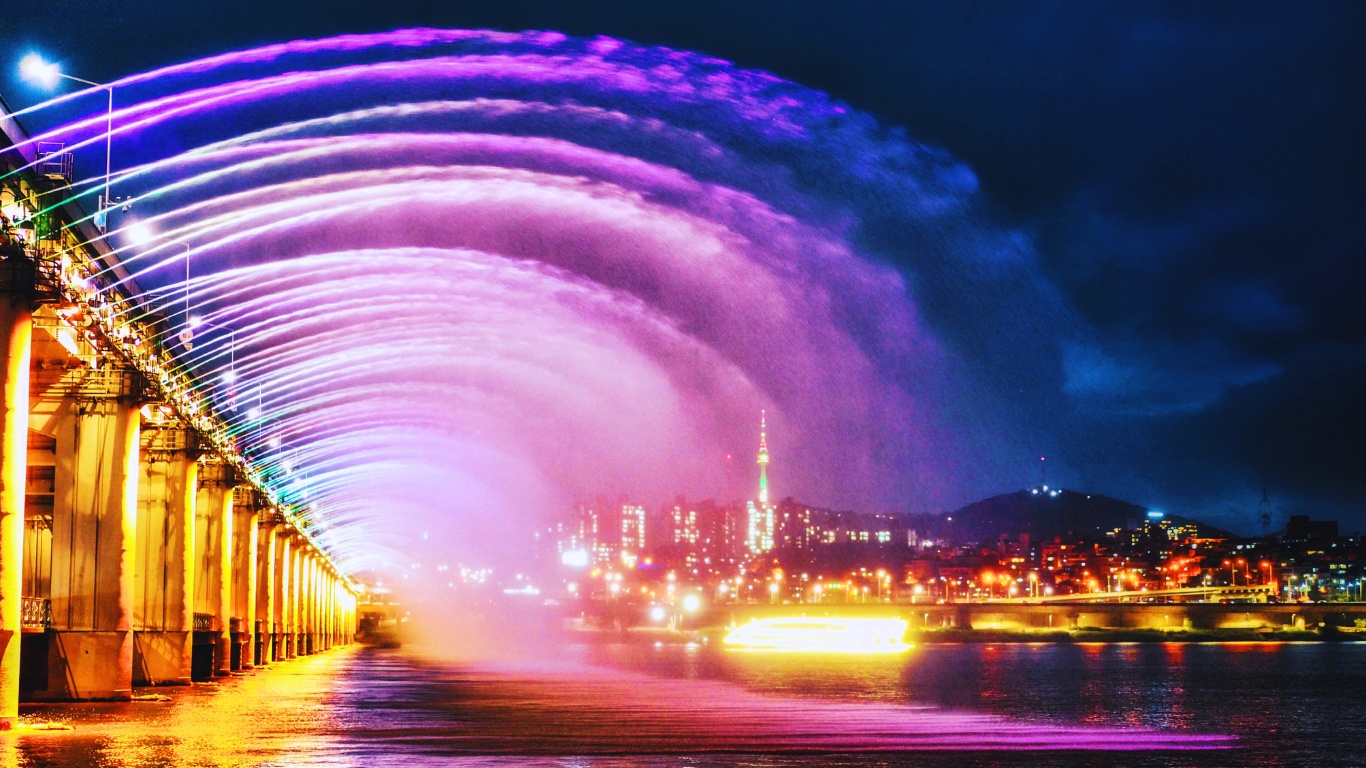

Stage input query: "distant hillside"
[{"left": 930, "top": 488, "right": 1167, "bottom": 543}]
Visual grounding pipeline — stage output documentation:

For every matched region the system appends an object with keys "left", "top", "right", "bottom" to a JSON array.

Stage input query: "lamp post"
[{"left": 19, "top": 54, "right": 115, "bottom": 233}]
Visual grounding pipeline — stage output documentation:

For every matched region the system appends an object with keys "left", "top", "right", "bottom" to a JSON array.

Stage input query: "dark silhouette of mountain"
[{"left": 927, "top": 487, "right": 1228, "bottom": 543}]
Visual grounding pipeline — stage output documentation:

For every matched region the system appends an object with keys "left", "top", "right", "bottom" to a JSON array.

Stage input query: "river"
[{"left": 8, "top": 641, "right": 1364, "bottom": 767}]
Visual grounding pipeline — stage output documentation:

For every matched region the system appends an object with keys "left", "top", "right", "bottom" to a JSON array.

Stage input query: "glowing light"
[
  {"left": 124, "top": 220, "right": 157, "bottom": 247},
  {"left": 681, "top": 594, "right": 702, "bottom": 613},
  {"left": 560, "top": 549, "right": 589, "bottom": 567},
  {"left": 649, "top": 606, "right": 666, "bottom": 622},
  {"left": 19, "top": 54, "right": 60, "bottom": 89},
  {"left": 55, "top": 328, "right": 81, "bottom": 356},
  {"left": 723, "top": 617, "right": 911, "bottom": 654}
]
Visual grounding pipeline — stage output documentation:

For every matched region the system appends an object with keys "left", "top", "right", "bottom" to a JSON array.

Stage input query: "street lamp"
[
  {"left": 19, "top": 54, "right": 115, "bottom": 233},
  {"left": 124, "top": 221, "right": 197, "bottom": 349}
]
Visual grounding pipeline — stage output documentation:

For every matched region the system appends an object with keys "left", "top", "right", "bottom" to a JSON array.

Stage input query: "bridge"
[
  {"left": 710, "top": 600, "right": 1366, "bottom": 634},
  {"left": 988, "top": 584, "right": 1279, "bottom": 604},
  {"left": 0, "top": 103, "right": 358, "bottom": 728}
]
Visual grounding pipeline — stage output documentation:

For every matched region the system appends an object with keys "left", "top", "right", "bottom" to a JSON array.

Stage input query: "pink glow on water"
[{"left": 404, "top": 657, "right": 1236, "bottom": 753}]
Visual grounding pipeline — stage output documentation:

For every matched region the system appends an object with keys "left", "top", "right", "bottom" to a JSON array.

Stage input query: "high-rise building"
[
  {"left": 621, "top": 503, "right": 647, "bottom": 553},
  {"left": 671, "top": 504, "right": 699, "bottom": 547}
]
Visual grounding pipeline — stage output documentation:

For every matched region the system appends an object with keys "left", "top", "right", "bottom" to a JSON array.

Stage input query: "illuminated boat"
[{"left": 723, "top": 616, "right": 911, "bottom": 653}]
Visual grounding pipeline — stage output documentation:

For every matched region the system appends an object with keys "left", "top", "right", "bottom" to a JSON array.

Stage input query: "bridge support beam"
[
  {"left": 230, "top": 490, "right": 258, "bottom": 670},
  {"left": 132, "top": 445, "right": 196, "bottom": 686},
  {"left": 41, "top": 398, "right": 140, "bottom": 701},
  {"left": 306, "top": 553, "right": 319, "bottom": 654},
  {"left": 0, "top": 298, "right": 31, "bottom": 728},
  {"left": 195, "top": 462, "right": 233, "bottom": 677},
  {"left": 324, "top": 571, "right": 334, "bottom": 649},
  {"left": 291, "top": 540, "right": 305, "bottom": 657},
  {"left": 274, "top": 534, "right": 293, "bottom": 660},
  {"left": 255, "top": 520, "right": 278, "bottom": 666}
]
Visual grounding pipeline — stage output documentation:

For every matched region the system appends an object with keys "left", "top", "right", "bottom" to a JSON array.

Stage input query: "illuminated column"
[
  {"left": 255, "top": 520, "right": 278, "bottom": 665},
  {"left": 348, "top": 589, "right": 355, "bottom": 643},
  {"left": 326, "top": 572, "right": 337, "bottom": 648},
  {"left": 322, "top": 569, "right": 331, "bottom": 649},
  {"left": 195, "top": 462, "right": 234, "bottom": 677},
  {"left": 0, "top": 298, "right": 31, "bottom": 728},
  {"left": 271, "top": 533, "right": 291, "bottom": 660},
  {"left": 304, "top": 552, "right": 318, "bottom": 654},
  {"left": 317, "top": 570, "right": 327, "bottom": 650},
  {"left": 46, "top": 398, "right": 141, "bottom": 701},
  {"left": 289, "top": 537, "right": 303, "bottom": 657},
  {"left": 230, "top": 490, "right": 258, "bottom": 670},
  {"left": 132, "top": 440, "right": 197, "bottom": 686},
  {"left": 344, "top": 590, "right": 354, "bottom": 643},
  {"left": 299, "top": 538, "right": 312, "bottom": 650},
  {"left": 315, "top": 561, "right": 325, "bottom": 651}
]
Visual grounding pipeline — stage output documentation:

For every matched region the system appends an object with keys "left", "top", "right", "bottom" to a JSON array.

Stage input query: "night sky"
[{"left": 3, "top": 1, "right": 1363, "bottom": 533}]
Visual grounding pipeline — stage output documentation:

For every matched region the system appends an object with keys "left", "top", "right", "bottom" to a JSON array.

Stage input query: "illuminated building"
[
  {"left": 621, "top": 503, "right": 646, "bottom": 554},
  {"left": 554, "top": 498, "right": 646, "bottom": 567},
  {"left": 747, "top": 500, "right": 775, "bottom": 554}
]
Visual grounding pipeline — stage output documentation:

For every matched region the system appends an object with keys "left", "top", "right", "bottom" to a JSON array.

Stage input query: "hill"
[{"left": 926, "top": 487, "right": 1226, "bottom": 543}]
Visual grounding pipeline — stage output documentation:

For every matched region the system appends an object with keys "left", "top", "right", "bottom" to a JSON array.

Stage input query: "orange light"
[{"left": 723, "top": 617, "right": 911, "bottom": 654}]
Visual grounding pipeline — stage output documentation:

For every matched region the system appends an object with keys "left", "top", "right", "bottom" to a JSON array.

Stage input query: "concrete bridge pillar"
[
  {"left": 324, "top": 571, "right": 335, "bottom": 649},
  {"left": 44, "top": 397, "right": 141, "bottom": 701},
  {"left": 294, "top": 542, "right": 308, "bottom": 656},
  {"left": 230, "top": 490, "right": 258, "bottom": 670},
  {"left": 0, "top": 298, "right": 32, "bottom": 728},
  {"left": 302, "top": 551, "right": 316, "bottom": 654},
  {"left": 132, "top": 441, "right": 197, "bottom": 686},
  {"left": 272, "top": 533, "right": 291, "bottom": 660},
  {"left": 195, "top": 462, "right": 234, "bottom": 677},
  {"left": 255, "top": 520, "right": 278, "bottom": 665},
  {"left": 308, "top": 552, "right": 318, "bottom": 647}
]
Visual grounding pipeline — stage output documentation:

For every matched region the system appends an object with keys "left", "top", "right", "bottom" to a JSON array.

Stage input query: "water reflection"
[{"left": 18, "top": 642, "right": 1345, "bottom": 767}]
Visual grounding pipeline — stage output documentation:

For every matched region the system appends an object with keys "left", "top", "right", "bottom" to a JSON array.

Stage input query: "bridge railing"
[
  {"left": 988, "top": 584, "right": 1278, "bottom": 605},
  {"left": 21, "top": 597, "right": 51, "bottom": 630}
]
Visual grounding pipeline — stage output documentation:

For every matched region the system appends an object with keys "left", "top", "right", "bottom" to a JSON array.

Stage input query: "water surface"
[{"left": 8, "top": 641, "right": 1363, "bottom": 767}]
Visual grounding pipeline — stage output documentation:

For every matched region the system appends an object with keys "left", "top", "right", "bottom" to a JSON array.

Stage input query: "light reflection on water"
[{"left": 5, "top": 642, "right": 1363, "bottom": 767}]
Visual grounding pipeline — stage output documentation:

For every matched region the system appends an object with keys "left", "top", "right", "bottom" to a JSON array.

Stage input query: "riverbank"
[{"left": 913, "top": 625, "right": 1365, "bottom": 643}]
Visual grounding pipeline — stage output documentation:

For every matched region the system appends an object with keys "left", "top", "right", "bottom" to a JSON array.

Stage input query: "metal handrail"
[{"left": 21, "top": 597, "right": 51, "bottom": 629}]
